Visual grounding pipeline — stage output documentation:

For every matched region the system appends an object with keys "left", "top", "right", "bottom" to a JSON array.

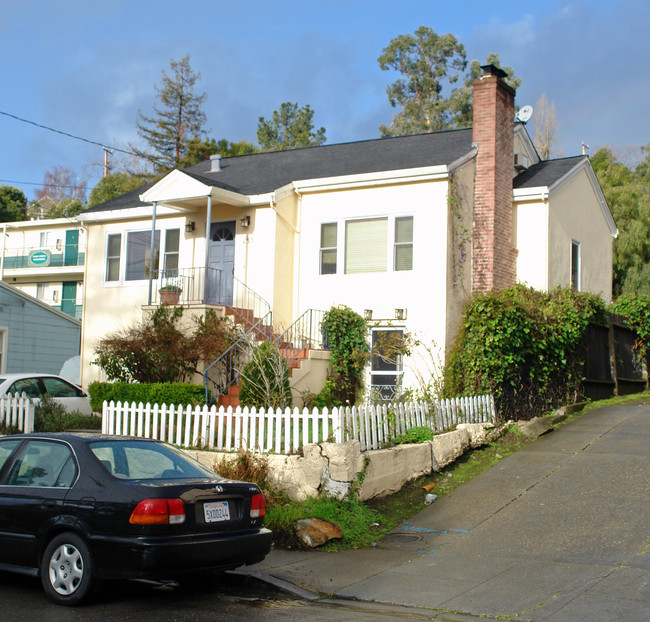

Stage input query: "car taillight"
[
  {"left": 130, "top": 498, "right": 186, "bottom": 525},
  {"left": 250, "top": 493, "right": 266, "bottom": 518}
]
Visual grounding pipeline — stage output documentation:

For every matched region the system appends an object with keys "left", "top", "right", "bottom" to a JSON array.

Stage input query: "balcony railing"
[
  {"left": 155, "top": 267, "right": 220, "bottom": 305},
  {"left": 2, "top": 244, "right": 86, "bottom": 270}
]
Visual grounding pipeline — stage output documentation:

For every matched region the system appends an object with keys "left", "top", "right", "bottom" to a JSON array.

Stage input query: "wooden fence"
[
  {"left": 0, "top": 394, "right": 35, "bottom": 433},
  {"left": 102, "top": 394, "right": 496, "bottom": 454}
]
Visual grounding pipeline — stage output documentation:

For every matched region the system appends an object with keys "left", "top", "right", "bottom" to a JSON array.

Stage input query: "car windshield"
[{"left": 88, "top": 439, "right": 217, "bottom": 480}]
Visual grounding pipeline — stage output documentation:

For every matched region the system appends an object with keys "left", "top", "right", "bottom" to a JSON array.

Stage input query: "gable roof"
[
  {"left": 513, "top": 155, "right": 586, "bottom": 189},
  {"left": 513, "top": 155, "right": 617, "bottom": 237},
  {"left": 83, "top": 129, "right": 474, "bottom": 213}
]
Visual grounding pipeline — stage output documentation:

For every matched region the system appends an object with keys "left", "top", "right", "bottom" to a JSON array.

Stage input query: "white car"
[{"left": 0, "top": 374, "right": 92, "bottom": 415}]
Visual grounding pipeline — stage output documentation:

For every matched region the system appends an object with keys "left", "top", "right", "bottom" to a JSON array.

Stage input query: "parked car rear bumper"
[{"left": 89, "top": 528, "right": 273, "bottom": 579}]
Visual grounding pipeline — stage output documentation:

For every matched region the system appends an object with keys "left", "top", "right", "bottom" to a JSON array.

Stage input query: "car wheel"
[{"left": 40, "top": 532, "right": 96, "bottom": 606}]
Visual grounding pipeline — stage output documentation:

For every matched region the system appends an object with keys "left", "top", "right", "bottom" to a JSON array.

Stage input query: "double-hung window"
[
  {"left": 106, "top": 233, "right": 122, "bottom": 282},
  {"left": 163, "top": 229, "right": 180, "bottom": 275},
  {"left": 320, "top": 223, "right": 337, "bottom": 274},
  {"left": 394, "top": 217, "right": 413, "bottom": 271}
]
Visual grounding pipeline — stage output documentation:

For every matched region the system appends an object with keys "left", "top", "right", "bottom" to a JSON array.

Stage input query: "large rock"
[
  {"left": 518, "top": 417, "right": 553, "bottom": 438},
  {"left": 457, "top": 423, "right": 495, "bottom": 448},
  {"left": 295, "top": 518, "right": 343, "bottom": 548},
  {"left": 431, "top": 428, "right": 470, "bottom": 468}
]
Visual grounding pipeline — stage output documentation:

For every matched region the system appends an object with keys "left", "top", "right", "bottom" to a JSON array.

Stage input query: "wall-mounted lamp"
[
  {"left": 185, "top": 221, "right": 195, "bottom": 233},
  {"left": 364, "top": 309, "right": 373, "bottom": 320},
  {"left": 394, "top": 308, "right": 406, "bottom": 320},
  {"left": 240, "top": 215, "right": 251, "bottom": 228}
]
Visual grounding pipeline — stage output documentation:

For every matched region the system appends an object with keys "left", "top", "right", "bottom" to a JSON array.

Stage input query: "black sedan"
[{"left": 0, "top": 433, "right": 272, "bottom": 605}]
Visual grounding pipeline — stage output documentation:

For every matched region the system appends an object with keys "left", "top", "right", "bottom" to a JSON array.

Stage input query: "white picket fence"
[
  {"left": 102, "top": 394, "right": 496, "bottom": 454},
  {"left": 0, "top": 394, "right": 35, "bottom": 433}
]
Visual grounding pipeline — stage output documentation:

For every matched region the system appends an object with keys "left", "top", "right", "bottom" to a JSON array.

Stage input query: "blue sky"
[{"left": 1, "top": 0, "right": 648, "bottom": 201}]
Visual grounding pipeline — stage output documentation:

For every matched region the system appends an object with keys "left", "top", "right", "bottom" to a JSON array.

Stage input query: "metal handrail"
[
  {"left": 227, "top": 275, "right": 272, "bottom": 332},
  {"left": 274, "top": 309, "right": 326, "bottom": 369},
  {"left": 203, "top": 310, "right": 273, "bottom": 405}
]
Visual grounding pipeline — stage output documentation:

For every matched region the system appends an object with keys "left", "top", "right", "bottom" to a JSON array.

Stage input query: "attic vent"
[{"left": 514, "top": 153, "right": 529, "bottom": 171}]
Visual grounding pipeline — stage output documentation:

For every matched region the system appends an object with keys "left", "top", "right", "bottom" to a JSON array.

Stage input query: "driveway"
[{"left": 242, "top": 402, "right": 650, "bottom": 621}]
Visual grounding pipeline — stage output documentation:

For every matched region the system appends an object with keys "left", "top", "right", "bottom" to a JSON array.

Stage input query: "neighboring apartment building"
[
  {"left": 76, "top": 65, "right": 616, "bottom": 400},
  {"left": 0, "top": 218, "right": 85, "bottom": 320}
]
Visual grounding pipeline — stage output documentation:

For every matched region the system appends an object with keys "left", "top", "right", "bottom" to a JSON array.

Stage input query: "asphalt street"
[{"left": 242, "top": 402, "right": 650, "bottom": 621}]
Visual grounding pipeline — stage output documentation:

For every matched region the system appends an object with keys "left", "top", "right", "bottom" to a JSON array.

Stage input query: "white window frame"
[
  {"left": 369, "top": 327, "right": 404, "bottom": 401},
  {"left": 0, "top": 327, "right": 7, "bottom": 373},
  {"left": 319, "top": 222, "right": 337, "bottom": 275},
  {"left": 571, "top": 239, "right": 581, "bottom": 291},
  {"left": 104, "top": 228, "right": 180, "bottom": 286},
  {"left": 319, "top": 215, "right": 413, "bottom": 276}
]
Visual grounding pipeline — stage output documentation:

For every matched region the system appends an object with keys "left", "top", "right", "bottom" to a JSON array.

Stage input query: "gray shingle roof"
[
  {"left": 83, "top": 129, "right": 474, "bottom": 213},
  {"left": 514, "top": 155, "right": 587, "bottom": 189},
  {"left": 184, "top": 129, "right": 474, "bottom": 195}
]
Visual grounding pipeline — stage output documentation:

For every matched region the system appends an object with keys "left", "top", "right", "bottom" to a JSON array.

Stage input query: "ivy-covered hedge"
[
  {"left": 443, "top": 285, "right": 607, "bottom": 421},
  {"left": 609, "top": 293, "right": 650, "bottom": 359},
  {"left": 88, "top": 382, "right": 206, "bottom": 412},
  {"left": 320, "top": 305, "right": 369, "bottom": 404}
]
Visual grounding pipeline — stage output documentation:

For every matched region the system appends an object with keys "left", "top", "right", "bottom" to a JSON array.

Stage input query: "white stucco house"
[{"left": 75, "top": 65, "right": 616, "bottom": 404}]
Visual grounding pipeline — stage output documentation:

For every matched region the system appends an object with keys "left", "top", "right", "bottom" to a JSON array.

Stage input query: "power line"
[
  {"left": 0, "top": 109, "right": 165, "bottom": 165},
  {"left": 0, "top": 179, "right": 93, "bottom": 192}
]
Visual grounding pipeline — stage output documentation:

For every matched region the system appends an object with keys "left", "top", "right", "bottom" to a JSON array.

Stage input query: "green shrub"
[
  {"left": 444, "top": 285, "right": 606, "bottom": 421},
  {"left": 88, "top": 381, "right": 205, "bottom": 412},
  {"left": 239, "top": 342, "right": 292, "bottom": 409},
  {"left": 392, "top": 426, "right": 434, "bottom": 445}
]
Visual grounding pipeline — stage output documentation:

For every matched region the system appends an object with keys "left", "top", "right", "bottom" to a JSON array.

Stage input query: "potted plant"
[{"left": 159, "top": 284, "right": 182, "bottom": 305}]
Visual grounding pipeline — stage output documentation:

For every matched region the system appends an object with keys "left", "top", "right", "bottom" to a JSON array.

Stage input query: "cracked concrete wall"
[{"left": 185, "top": 423, "right": 495, "bottom": 501}]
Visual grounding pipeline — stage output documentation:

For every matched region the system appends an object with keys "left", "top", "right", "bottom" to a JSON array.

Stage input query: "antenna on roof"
[{"left": 516, "top": 105, "right": 533, "bottom": 123}]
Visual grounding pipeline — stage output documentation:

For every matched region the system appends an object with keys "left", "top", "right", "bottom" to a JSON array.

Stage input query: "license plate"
[{"left": 203, "top": 501, "right": 230, "bottom": 523}]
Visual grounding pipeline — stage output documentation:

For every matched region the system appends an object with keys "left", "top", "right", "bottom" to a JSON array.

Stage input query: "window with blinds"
[
  {"left": 345, "top": 218, "right": 388, "bottom": 274},
  {"left": 394, "top": 216, "right": 413, "bottom": 271},
  {"left": 320, "top": 223, "right": 337, "bottom": 274}
]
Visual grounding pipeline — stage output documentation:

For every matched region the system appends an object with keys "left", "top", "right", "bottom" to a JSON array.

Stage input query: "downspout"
[
  {"left": 147, "top": 201, "right": 157, "bottom": 306},
  {"left": 204, "top": 194, "right": 213, "bottom": 302},
  {"left": 0, "top": 224, "right": 6, "bottom": 281},
  {"left": 293, "top": 189, "right": 303, "bottom": 317}
]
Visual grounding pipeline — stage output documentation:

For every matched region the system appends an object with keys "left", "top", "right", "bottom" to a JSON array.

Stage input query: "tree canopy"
[
  {"left": 134, "top": 55, "right": 207, "bottom": 173},
  {"left": 591, "top": 145, "right": 650, "bottom": 297},
  {"left": 87, "top": 172, "right": 154, "bottom": 208},
  {"left": 0, "top": 186, "right": 28, "bottom": 222},
  {"left": 378, "top": 27, "right": 520, "bottom": 136},
  {"left": 257, "top": 102, "right": 326, "bottom": 152},
  {"left": 177, "top": 136, "right": 258, "bottom": 168}
]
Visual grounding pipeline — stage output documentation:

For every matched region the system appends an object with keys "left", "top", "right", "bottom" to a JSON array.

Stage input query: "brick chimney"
[{"left": 472, "top": 64, "right": 517, "bottom": 293}]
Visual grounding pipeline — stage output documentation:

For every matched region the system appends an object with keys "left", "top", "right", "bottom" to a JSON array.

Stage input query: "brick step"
[{"left": 219, "top": 383, "right": 240, "bottom": 408}]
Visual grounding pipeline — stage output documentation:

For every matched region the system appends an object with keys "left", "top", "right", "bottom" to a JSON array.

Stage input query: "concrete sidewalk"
[{"left": 239, "top": 403, "right": 650, "bottom": 621}]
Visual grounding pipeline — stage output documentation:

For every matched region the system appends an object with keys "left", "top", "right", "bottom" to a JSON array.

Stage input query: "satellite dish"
[{"left": 517, "top": 105, "right": 534, "bottom": 123}]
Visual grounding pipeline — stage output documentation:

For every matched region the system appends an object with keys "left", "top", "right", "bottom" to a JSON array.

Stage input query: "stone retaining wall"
[{"left": 185, "top": 422, "right": 498, "bottom": 501}]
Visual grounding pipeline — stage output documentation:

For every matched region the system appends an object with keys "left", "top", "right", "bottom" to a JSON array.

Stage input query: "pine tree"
[{"left": 134, "top": 55, "right": 207, "bottom": 172}]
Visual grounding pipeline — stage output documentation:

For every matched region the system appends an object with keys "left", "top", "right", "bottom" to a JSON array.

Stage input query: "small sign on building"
[{"left": 28, "top": 249, "right": 51, "bottom": 267}]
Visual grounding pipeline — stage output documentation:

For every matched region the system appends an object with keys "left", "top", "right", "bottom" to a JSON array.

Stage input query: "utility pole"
[{"left": 103, "top": 147, "right": 113, "bottom": 177}]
